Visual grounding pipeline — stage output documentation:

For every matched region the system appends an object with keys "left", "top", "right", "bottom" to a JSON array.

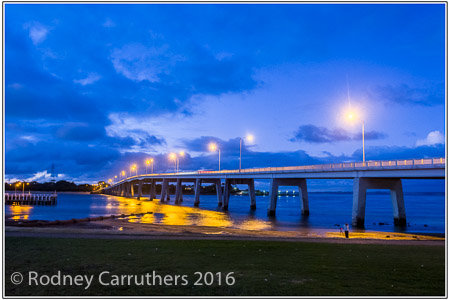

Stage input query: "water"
[{"left": 5, "top": 191, "right": 445, "bottom": 234}]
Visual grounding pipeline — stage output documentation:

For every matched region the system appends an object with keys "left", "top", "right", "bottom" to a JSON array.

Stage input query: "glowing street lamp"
[
  {"left": 130, "top": 164, "right": 137, "bottom": 176},
  {"left": 145, "top": 158, "right": 155, "bottom": 174},
  {"left": 15, "top": 182, "right": 20, "bottom": 195},
  {"left": 240, "top": 134, "right": 254, "bottom": 171},
  {"left": 121, "top": 170, "right": 126, "bottom": 179},
  {"left": 169, "top": 153, "right": 177, "bottom": 172},
  {"left": 209, "top": 142, "right": 221, "bottom": 171},
  {"left": 345, "top": 108, "right": 365, "bottom": 163}
]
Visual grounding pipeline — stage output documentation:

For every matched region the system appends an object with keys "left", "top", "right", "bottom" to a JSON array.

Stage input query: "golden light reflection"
[
  {"left": 9, "top": 205, "right": 33, "bottom": 220},
  {"left": 236, "top": 219, "right": 272, "bottom": 231}
]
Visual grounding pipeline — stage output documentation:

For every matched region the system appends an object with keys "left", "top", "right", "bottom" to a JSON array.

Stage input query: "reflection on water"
[
  {"left": 4, "top": 191, "right": 445, "bottom": 233},
  {"left": 9, "top": 205, "right": 32, "bottom": 220}
]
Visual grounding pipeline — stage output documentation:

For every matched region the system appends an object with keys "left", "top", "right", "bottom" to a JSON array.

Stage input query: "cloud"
[
  {"left": 26, "top": 170, "right": 52, "bottom": 182},
  {"left": 73, "top": 73, "right": 101, "bottom": 85},
  {"left": 290, "top": 124, "right": 386, "bottom": 143},
  {"left": 373, "top": 83, "right": 444, "bottom": 106},
  {"left": 23, "top": 22, "right": 49, "bottom": 45},
  {"left": 416, "top": 130, "right": 445, "bottom": 146},
  {"left": 110, "top": 43, "right": 179, "bottom": 82}
]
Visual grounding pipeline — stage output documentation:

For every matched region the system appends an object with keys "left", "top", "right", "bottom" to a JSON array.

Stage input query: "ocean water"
[{"left": 5, "top": 190, "right": 445, "bottom": 234}]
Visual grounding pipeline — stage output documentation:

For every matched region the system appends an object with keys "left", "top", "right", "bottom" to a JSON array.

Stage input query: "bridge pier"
[
  {"left": 149, "top": 179, "right": 156, "bottom": 201},
  {"left": 137, "top": 181, "right": 143, "bottom": 200},
  {"left": 215, "top": 179, "right": 223, "bottom": 207},
  {"left": 130, "top": 182, "right": 135, "bottom": 198},
  {"left": 268, "top": 178, "right": 309, "bottom": 216},
  {"left": 160, "top": 179, "right": 168, "bottom": 202},
  {"left": 222, "top": 179, "right": 256, "bottom": 211},
  {"left": 194, "top": 178, "right": 202, "bottom": 206},
  {"left": 352, "top": 177, "right": 406, "bottom": 227},
  {"left": 175, "top": 179, "right": 183, "bottom": 204},
  {"left": 119, "top": 184, "right": 124, "bottom": 197}
]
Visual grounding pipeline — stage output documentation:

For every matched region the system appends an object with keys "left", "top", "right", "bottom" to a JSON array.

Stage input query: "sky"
[{"left": 5, "top": 3, "right": 446, "bottom": 184}]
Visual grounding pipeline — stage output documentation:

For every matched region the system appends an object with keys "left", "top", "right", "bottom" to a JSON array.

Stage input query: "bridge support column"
[
  {"left": 149, "top": 179, "right": 156, "bottom": 201},
  {"left": 222, "top": 179, "right": 231, "bottom": 210},
  {"left": 268, "top": 179, "right": 279, "bottom": 216},
  {"left": 352, "top": 177, "right": 406, "bottom": 227},
  {"left": 137, "top": 181, "right": 143, "bottom": 200},
  {"left": 267, "top": 178, "right": 308, "bottom": 216},
  {"left": 298, "top": 179, "right": 309, "bottom": 216},
  {"left": 160, "top": 179, "right": 168, "bottom": 202},
  {"left": 249, "top": 179, "right": 256, "bottom": 210},
  {"left": 194, "top": 178, "right": 202, "bottom": 206},
  {"left": 175, "top": 179, "right": 183, "bottom": 204},
  {"left": 215, "top": 179, "right": 223, "bottom": 206},
  {"left": 120, "top": 184, "right": 124, "bottom": 197},
  {"left": 130, "top": 182, "right": 135, "bottom": 198}
]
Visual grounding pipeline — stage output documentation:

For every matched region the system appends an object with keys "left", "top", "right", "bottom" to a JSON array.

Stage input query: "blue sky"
[{"left": 5, "top": 3, "right": 445, "bottom": 183}]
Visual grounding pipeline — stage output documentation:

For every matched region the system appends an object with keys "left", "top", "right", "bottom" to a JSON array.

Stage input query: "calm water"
[{"left": 5, "top": 191, "right": 445, "bottom": 234}]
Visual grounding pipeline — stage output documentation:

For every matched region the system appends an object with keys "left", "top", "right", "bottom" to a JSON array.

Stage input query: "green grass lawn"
[{"left": 5, "top": 237, "right": 445, "bottom": 296}]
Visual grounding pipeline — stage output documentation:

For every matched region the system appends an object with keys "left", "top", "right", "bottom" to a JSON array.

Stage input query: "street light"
[
  {"left": 130, "top": 164, "right": 137, "bottom": 176},
  {"left": 345, "top": 108, "right": 365, "bottom": 163},
  {"left": 121, "top": 170, "right": 126, "bottom": 179},
  {"left": 240, "top": 134, "right": 254, "bottom": 171},
  {"left": 209, "top": 142, "right": 221, "bottom": 170},
  {"left": 178, "top": 151, "right": 185, "bottom": 172},
  {"left": 169, "top": 153, "right": 177, "bottom": 172},
  {"left": 145, "top": 159, "right": 154, "bottom": 174}
]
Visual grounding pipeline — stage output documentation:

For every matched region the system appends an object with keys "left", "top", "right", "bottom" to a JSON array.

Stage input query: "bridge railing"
[
  {"left": 196, "top": 157, "right": 445, "bottom": 174},
  {"left": 108, "top": 157, "right": 445, "bottom": 186}
]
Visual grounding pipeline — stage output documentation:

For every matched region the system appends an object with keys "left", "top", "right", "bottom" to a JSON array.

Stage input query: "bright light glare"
[
  {"left": 344, "top": 108, "right": 360, "bottom": 123},
  {"left": 169, "top": 153, "right": 176, "bottom": 160},
  {"left": 246, "top": 134, "right": 254, "bottom": 142},
  {"left": 209, "top": 143, "right": 217, "bottom": 151},
  {"left": 179, "top": 151, "right": 185, "bottom": 157}
]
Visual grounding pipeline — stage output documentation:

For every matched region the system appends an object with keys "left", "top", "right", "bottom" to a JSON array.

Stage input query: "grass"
[{"left": 5, "top": 237, "right": 445, "bottom": 296}]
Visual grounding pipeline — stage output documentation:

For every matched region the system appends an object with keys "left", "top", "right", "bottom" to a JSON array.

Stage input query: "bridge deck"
[{"left": 106, "top": 158, "right": 445, "bottom": 188}]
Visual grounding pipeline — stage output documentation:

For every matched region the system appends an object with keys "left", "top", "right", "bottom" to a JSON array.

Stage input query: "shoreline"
[{"left": 5, "top": 218, "right": 445, "bottom": 245}]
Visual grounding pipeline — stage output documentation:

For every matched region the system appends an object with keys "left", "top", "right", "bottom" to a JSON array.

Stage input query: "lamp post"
[
  {"left": 209, "top": 143, "right": 221, "bottom": 170},
  {"left": 178, "top": 151, "right": 185, "bottom": 172},
  {"left": 239, "top": 134, "right": 254, "bottom": 171},
  {"left": 130, "top": 164, "right": 137, "bottom": 176},
  {"left": 145, "top": 159, "right": 154, "bottom": 174},
  {"left": 169, "top": 153, "right": 177, "bottom": 172},
  {"left": 345, "top": 110, "right": 365, "bottom": 163}
]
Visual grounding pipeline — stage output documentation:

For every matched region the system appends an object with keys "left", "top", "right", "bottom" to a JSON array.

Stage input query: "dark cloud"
[
  {"left": 373, "top": 83, "right": 444, "bottom": 106},
  {"left": 290, "top": 124, "right": 386, "bottom": 143}
]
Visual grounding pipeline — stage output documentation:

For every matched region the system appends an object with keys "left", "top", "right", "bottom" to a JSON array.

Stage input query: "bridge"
[{"left": 100, "top": 157, "right": 445, "bottom": 227}]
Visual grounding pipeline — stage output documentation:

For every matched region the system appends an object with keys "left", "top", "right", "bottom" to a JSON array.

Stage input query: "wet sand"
[{"left": 5, "top": 217, "right": 445, "bottom": 245}]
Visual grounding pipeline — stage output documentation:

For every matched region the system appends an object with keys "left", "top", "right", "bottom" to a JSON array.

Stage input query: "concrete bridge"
[{"left": 100, "top": 157, "right": 445, "bottom": 227}]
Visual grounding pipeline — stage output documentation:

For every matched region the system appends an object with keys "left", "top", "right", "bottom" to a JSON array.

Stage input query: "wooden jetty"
[{"left": 5, "top": 193, "right": 57, "bottom": 205}]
